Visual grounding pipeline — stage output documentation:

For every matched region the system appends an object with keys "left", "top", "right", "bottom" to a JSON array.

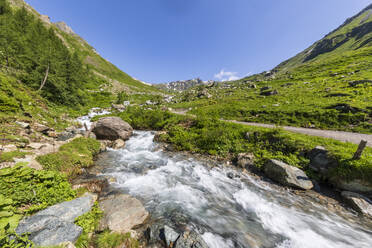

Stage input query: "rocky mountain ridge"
[{"left": 155, "top": 78, "right": 217, "bottom": 92}]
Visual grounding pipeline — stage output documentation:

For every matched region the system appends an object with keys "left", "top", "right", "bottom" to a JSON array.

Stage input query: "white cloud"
[{"left": 214, "top": 69, "right": 240, "bottom": 81}]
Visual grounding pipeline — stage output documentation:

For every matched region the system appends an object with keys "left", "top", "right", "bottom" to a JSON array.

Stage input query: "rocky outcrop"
[
  {"left": 236, "top": 153, "right": 255, "bottom": 169},
  {"left": 145, "top": 224, "right": 209, "bottom": 248},
  {"left": 54, "top": 21, "right": 75, "bottom": 35},
  {"left": 92, "top": 117, "right": 133, "bottom": 141},
  {"left": 99, "top": 193, "right": 149, "bottom": 234},
  {"left": 341, "top": 191, "right": 372, "bottom": 218},
  {"left": 57, "top": 128, "right": 79, "bottom": 141},
  {"left": 308, "top": 146, "right": 337, "bottom": 174},
  {"left": 173, "top": 230, "right": 209, "bottom": 248},
  {"left": 156, "top": 78, "right": 214, "bottom": 92},
  {"left": 16, "top": 194, "right": 96, "bottom": 246},
  {"left": 308, "top": 147, "right": 372, "bottom": 195},
  {"left": 112, "top": 139, "right": 125, "bottom": 149},
  {"left": 263, "top": 159, "right": 313, "bottom": 190},
  {"left": 72, "top": 174, "right": 109, "bottom": 194},
  {"left": 334, "top": 179, "right": 372, "bottom": 198},
  {"left": 33, "top": 123, "right": 50, "bottom": 134},
  {"left": 98, "top": 139, "right": 125, "bottom": 151},
  {"left": 260, "top": 89, "right": 278, "bottom": 96},
  {"left": 111, "top": 103, "right": 126, "bottom": 112}
]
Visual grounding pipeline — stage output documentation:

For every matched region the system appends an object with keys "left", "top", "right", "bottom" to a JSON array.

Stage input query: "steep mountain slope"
[
  {"left": 272, "top": 3, "right": 372, "bottom": 74},
  {"left": 0, "top": 0, "right": 161, "bottom": 130},
  {"left": 169, "top": 5, "right": 372, "bottom": 133},
  {"left": 8, "top": 0, "right": 158, "bottom": 94}
]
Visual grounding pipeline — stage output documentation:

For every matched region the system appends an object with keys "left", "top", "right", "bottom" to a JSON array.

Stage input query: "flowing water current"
[{"left": 92, "top": 131, "right": 372, "bottom": 248}]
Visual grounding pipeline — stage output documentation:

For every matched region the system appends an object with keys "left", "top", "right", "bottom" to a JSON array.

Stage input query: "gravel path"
[
  {"left": 170, "top": 110, "right": 372, "bottom": 147},
  {"left": 228, "top": 120, "right": 372, "bottom": 147}
]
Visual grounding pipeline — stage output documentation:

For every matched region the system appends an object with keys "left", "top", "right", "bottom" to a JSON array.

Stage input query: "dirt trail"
[{"left": 170, "top": 110, "right": 372, "bottom": 147}]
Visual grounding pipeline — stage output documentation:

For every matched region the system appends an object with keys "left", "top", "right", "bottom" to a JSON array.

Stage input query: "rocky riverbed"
[{"left": 89, "top": 131, "right": 372, "bottom": 248}]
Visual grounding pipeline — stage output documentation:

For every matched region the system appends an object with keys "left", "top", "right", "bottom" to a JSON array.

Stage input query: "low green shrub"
[
  {"left": 0, "top": 150, "right": 29, "bottom": 163},
  {"left": 95, "top": 231, "right": 139, "bottom": 248},
  {"left": 36, "top": 137, "right": 100, "bottom": 178},
  {"left": 74, "top": 202, "right": 103, "bottom": 248},
  {"left": 0, "top": 165, "right": 76, "bottom": 232},
  {"left": 0, "top": 223, "right": 34, "bottom": 248}
]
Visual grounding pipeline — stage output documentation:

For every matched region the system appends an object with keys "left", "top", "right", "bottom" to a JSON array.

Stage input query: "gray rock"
[
  {"left": 72, "top": 174, "right": 109, "bottom": 194},
  {"left": 336, "top": 179, "right": 372, "bottom": 199},
  {"left": 227, "top": 172, "right": 234, "bottom": 179},
  {"left": 260, "top": 89, "right": 278, "bottom": 96},
  {"left": 99, "top": 193, "right": 149, "bottom": 233},
  {"left": 18, "top": 216, "right": 82, "bottom": 247},
  {"left": 88, "top": 132, "right": 97, "bottom": 139},
  {"left": 15, "top": 121, "right": 30, "bottom": 129},
  {"left": 263, "top": 159, "right": 313, "bottom": 190},
  {"left": 33, "top": 123, "right": 50, "bottom": 133},
  {"left": 341, "top": 191, "right": 372, "bottom": 218},
  {"left": 92, "top": 117, "right": 133, "bottom": 141},
  {"left": 57, "top": 131, "right": 76, "bottom": 141},
  {"left": 236, "top": 153, "right": 255, "bottom": 169},
  {"left": 111, "top": 103, "right": 126, "bottom": 112},
  {"left": 308, "top": 146, "right": 337, "bottom": 174},
  {"left": 16, "top": 194, "right": 95, "bottom": 246},
  {"left": 112, "top": 139, "right": 125, "bottom": 149},
  {"left": 145, "top": 224, "right": 163, "bottom": 244},
  {"left": 260, "top": 86, "right": 271, "bottom": 91},
  {"left": 145, "top": 224, "right": 180, "bottom": 246},
  {"left": 174, "top": 231, "right": 209, "bottom": 248},
  {"left": 163, "top": 225, "right": 180, "bottom": 247}
]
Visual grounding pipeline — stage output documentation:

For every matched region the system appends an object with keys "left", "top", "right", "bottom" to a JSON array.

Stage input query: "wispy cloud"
[{"left": 214, "top": 69, "right": 240, "bottom": 81}]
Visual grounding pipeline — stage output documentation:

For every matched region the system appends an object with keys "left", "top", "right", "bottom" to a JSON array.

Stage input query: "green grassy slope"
[
  {"left": 8, "top": 0, "right": 158, "bottom": 94},
  {"left": 169, "top": 5, "right": 372, "bottom": 133},
  {"left": 0, "top": 0, "right": 162, "bottom": 129}
]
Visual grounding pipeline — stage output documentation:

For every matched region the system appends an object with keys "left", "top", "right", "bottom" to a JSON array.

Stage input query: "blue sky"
[{"left": 27, "top": 0, "right": 371, "bottom": 84}]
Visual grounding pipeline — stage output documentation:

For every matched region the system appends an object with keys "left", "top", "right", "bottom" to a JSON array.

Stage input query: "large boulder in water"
[
  {"left": 99, "top": 193, "right": 149, "bottom": 233},
  {"left": 92, "top": 117, "right": 133, "bottom": 141},
  {"left": 16, "top": 194, "right": 96, "bottom": 246},
  {"left": 263, "top": 159, "right": 313, "bottom": 190}
]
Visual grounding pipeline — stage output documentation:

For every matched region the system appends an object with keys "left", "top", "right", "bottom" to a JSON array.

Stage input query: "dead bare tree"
[{"left": 38, "top": 63, "right": 49, "bottom": 91}]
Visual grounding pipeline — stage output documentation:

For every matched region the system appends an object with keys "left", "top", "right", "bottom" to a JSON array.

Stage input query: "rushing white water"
[
  {"left": 76, "top": 108, "right": 110, "bottom": 130},
  {"left": 96, "top": 131, "right": 372, "bottom": 248}
]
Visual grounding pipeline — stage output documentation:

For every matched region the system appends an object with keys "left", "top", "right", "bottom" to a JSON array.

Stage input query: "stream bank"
[{"left": 87, "top": 131, "right": 372, "bottom": 248}]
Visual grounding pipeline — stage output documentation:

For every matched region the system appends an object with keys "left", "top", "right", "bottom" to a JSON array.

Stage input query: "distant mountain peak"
[{"left": 155, "top": 78, "right": 216, "bottom": 92}]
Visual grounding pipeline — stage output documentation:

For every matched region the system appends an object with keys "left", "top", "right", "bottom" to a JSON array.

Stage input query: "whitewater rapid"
[{"left": 96, "top": 131, "right": 372, "bottom": 248}]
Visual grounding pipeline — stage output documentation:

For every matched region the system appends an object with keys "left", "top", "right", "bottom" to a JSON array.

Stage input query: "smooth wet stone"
[
  {"left": 263, "top": 159, "right": 313, "bottom": 190},
  {"left": 16, "top": 194, "right": 95, "bottom": 246},
  {"left": 99, "top": 193, "right": 149, "bottom": 233}
]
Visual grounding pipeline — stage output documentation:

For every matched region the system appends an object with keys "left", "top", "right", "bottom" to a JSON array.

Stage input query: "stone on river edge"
[
  {"left": 99, "top": 193, "right": 149, "bottom": 234},
  {"left": 341, "top": 191, "right": 372, "bottom": 218},
  {"left": 263, "top": 159, "right": 314, "bottom": 190},
  {"left": 92, "top": 117, "right": 133, "bottom": 141},
  {"left": 16, "top": 194, "right": 96, "bottom": 246},
  {"left": 145, "top": 224, "right": 209, "bottom": 248}
]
